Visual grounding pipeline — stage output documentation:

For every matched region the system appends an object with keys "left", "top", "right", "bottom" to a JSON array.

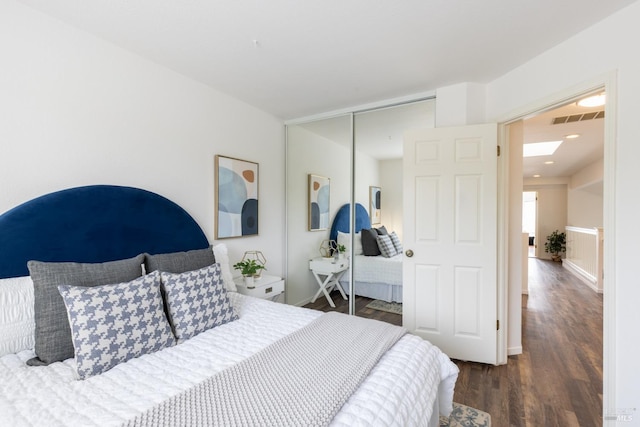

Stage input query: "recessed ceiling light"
[
  {"left": 544, "top": 161, "right": 555, "bottom": 165},
  {"left": 565, "top": 134, "right": 580, "bottom": 139},
  {"left": 533, "top": 174, "right": 541, "bottom": 178},
  {"left": 577, "top": 94, "right": 605, "bottom": 108},
  {"left": 523, "top": 140, "right": 563, "bottom": 158}
]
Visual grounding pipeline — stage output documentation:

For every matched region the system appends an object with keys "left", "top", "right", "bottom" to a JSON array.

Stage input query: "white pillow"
[
  {"left": 212, "top": 243, "right": 237, "bottom": 292},
  {"left": 0, "top": 276, "right": 35, "bottom": 356},
  {"left": 337, "top": 231, "right": 364, "bottom": 256}
]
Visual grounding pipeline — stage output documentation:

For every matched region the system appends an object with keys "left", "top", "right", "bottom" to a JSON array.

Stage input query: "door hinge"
[
  {"left": 497, "top": 145, "right": 501, "bottom": 157},
  {"left": 497, "top": 320, "right": 500, "bottom": 330}
]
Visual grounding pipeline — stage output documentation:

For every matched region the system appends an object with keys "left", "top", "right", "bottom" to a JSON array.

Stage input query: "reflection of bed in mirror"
[{"left": 329, "top": 203, "right": 403, "bottom": 303}]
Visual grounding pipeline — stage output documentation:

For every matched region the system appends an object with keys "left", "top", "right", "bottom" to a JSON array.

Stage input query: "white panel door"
[{"left": 403, "top": 124, "right": 498, "bottom": 364}]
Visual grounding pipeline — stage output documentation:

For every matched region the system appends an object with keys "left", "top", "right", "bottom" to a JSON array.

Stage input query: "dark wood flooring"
[{"left": 303, "top": 258, "right": 603, "bottom": 426}]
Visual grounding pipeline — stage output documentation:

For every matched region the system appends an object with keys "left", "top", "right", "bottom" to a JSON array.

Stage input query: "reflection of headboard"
[
  {"left": 0, "top": 185, "right": 209, "bottom": 278},
  {"left": 329, "top": 203, "right": 371, "bottom": 243}
]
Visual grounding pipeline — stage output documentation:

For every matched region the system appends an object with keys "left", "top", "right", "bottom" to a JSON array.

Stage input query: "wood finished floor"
[{"left": 303, "top": 258, "right": 603, "bottom": 426}]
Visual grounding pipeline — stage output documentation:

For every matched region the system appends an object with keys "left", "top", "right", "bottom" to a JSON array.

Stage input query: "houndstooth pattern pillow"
[
  {"left": 58, "top": 271, "right": 176, "bottom": 380},
  {"left": 376, "top": 234, "right": 398, "bottom": 258},
  {"left": 160, "top": 264, "right": 238, "bottom": 342},
  {"left": 389, "top": 231, "right": 403, "bottom": 254}
]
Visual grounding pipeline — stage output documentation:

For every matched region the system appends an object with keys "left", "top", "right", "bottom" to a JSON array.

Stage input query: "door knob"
[{"left": 405, "top": 249, "right": 414, "bottom": 257}]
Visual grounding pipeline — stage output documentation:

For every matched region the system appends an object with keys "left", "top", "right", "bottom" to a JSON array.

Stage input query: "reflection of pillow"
[
  {"left": 160, "top": 264, "right": 238, "bottom": 342},
  {"left": 337, "top": 231, "right": 364, "bottom": 256},
  {"left": 27, "top": 254, "right": 145, "bottom": 366},
  {"left": 144, "top": 247, "right": 215, "bottom": 274},
  {"left": 58, "top": 271, "right": 175, "bottom": 380},
  {"left": 361, "top": 229, "right": 381, "bottom": 256},
  {"left": 389, "top": 231, "right": 403, "bottom": 254},
  {"left": 375, "top": 226, "right": 388, "bottom": 235},
  {"left": 212, "top": 243, "right": 236, "bottom": 292},
  {"left": 377, "top": 235, "right": 398, "bottom": 258},
  {"left": 0, "top": 276, "right": 35, "bottom": 357}
]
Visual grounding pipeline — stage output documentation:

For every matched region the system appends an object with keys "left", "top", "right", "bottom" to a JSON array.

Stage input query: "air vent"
[{"left": 552, "top": 110, "right": 604, "bottom": 125}]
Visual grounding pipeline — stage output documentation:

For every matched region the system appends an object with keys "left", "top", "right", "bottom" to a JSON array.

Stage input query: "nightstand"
[
  {"left": 309, "top": 257, "right": 349, "bottom": 308},
  {"left": 233, "top": 274, "right": 284, "bottom": 302}
]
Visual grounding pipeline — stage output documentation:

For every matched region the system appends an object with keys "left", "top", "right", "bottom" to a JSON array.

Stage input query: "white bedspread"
[
  {"left": 346, "top": 254, "right": 403, "bottom": 286},
  {"left": 0, "top": 293, "right": 458, "bottom": 427}
]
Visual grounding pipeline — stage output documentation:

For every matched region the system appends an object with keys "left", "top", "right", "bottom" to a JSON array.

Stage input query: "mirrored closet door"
[
  {"left": 285, "top": 99, "right": 435, "bottom": 322},
  {"left": 285, "top": 114, "right": 352, "bottom": 311},
  {"left": 350, "top": 100, "right": 435, "bottom": 323}
]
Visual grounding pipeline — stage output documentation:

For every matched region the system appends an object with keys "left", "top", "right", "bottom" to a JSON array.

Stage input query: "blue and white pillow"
[
  {"left": 377, "top": 234, "right": 398, "bottom": 258},
  {"left": 160, "top": 264, "right": 238, "bottom": 342},
  {"left": 58, "top": 271, "right": 175, "bottom": 380},
  {"left": 389, "top": 231, "right": 403, "bottom": 254}
]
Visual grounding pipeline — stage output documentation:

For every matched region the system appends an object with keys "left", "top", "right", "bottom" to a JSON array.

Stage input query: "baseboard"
[
  {"left": 508, "top": 346, "right": 523, "bottom": 356},
  {"left": 563, "top": 260, "right": 603, "bottom": 293}
]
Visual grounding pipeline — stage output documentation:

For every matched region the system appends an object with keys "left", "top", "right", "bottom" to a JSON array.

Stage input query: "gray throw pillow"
[
  {"left": 27, "top": 254, "right": 145, "bottom": 366},
  {"left": 58, "top": 271, "right": 175, "bottom": 379},
  {"left": 144, "top": 247, "right": 215, "bottom": 274},
  {"left": 375, "top": 226, "right": 388, "bottom": 235},
  {"left": 377, "top": 234, "right": 398, "bottom": 258},
  {"left": 389, "top": 231, "right": 403, "bottom": 254},
  {"left": 361, "top": 228, "right": 382, "bottom": 256},
  {"left": 160, "top": 264, "right": 238, "bottom": 342}
]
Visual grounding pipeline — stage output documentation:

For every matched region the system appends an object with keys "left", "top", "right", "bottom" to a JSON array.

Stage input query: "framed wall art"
[
  {"left": 308, "top": 174, "right": 330, "bottom": 231},
  {"left": 370, "top": 185, "right": 381, "bottom": 225},
  {"left": 215, "top": 155, "right": 259, "bottom": 239}
]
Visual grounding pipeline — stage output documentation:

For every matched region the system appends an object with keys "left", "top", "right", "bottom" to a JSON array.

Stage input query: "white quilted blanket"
[
  {"left": 348, "top": 254, "right": 403, "bottom": 286},
  {"left": 0, "top": 293, "right": 458, "bottom": 427}
]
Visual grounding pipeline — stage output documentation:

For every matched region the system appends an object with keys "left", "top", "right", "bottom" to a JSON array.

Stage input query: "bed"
[
  {"left": 330, "top": 203, "right": 403, "bottom": 303},
  {"left": 0, "top": 185, "right": 457, "bottom": 426}
]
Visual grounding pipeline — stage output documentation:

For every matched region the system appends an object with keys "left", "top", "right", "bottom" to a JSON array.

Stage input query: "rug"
[
  {"left": 440, "top": 402, "right": 491, "bottom": 427},
  {"left": 365, "top": 299, "right": 402, "bottom": 315}
]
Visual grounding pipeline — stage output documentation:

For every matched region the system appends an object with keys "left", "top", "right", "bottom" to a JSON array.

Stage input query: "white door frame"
[{"left": 496, "top": 71, "right": 616, "bottom": 415}]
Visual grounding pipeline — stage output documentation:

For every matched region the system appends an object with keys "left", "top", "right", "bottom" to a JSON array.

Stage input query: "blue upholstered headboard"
[
  {"left": 329, "top": 203, "right": 371, "bottom": 244},
  {"left": 0, "top": 185, "right": 209, "bottom": 278}
]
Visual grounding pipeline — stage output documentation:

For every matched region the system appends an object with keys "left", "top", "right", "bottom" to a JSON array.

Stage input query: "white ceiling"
[
  {"left": 16, "top": 0, "right": 637, "bottom": 120},
  {"left": 522, "top": 97, "right": 604, "bottom": 180}
]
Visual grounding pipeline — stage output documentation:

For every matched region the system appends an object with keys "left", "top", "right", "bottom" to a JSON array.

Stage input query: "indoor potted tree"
[
  {"left": 544, "top": 229, "right": 566, "bottom": 262},
  {"left": 233, "top": 259, "right": 266, "bottom": 288}
]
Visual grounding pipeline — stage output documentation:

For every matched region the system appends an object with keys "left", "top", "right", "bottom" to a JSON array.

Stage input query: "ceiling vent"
[{"left": 552, "top": 110, "right": 604, "bottom": 125}]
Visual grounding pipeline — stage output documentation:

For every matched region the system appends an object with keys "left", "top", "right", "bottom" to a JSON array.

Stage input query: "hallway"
[{"left": 453, "top": 258, "right": 603, "bottom": 426}]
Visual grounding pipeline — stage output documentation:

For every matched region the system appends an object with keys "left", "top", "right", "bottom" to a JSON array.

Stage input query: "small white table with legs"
[{"left": 309, "top": 257, "right": 349, "bottom": 308}]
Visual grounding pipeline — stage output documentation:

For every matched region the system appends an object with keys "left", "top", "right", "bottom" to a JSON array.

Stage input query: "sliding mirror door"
[
  {"left": 285, "top": 114, "right": 352, "bottom": 311},
  {"left": 349, "top": 100, "right": 435, "bottom": 322}
]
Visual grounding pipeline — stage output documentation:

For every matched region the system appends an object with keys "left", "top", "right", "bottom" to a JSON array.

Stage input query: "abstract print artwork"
[
  {"left": 215, "top": 155, "right": 259, "bottom": 239},
  {"left": 370, "top": 186, "right": 381, "bottom": 225},
  {"left": 308, "top": 174, "right": 330, "bottom": 231}
]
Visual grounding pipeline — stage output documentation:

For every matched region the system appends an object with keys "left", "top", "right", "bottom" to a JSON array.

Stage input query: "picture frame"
[
  {"left": 370, "top": 186, "right": 381, "bottom": 225},
  {"left": 215, "top": 155, "right": 259, "bottom": 239},
  {"left": 308, "top": 174, "right": 330, "bottom": 231}
]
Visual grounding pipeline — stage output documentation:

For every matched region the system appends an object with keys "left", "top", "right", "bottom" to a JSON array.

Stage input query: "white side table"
[
  {"left": 234, "top": 274, "right": 284, "bottom": 302},
  {"left": 309, "top": 257, "right": 348, "bottom": 308}
]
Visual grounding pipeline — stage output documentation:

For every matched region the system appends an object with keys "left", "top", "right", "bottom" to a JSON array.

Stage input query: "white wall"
[
  {"left": 487, "top": 1, "right": 640, "bottom": 416},
  {"left": 568, "top": 186, "right": 603, "bottom": 228},
  {"left": 355, "top": 150, "right": 380, "bottom": 219},
  {"left": 0, "top": 1, "right": 285, "bottom": 275},
  {"left": 379, "top": 159, "right": 404, "bottom": 239},
  {"left": 523, "top": 183, "right": 568, "bottom": 260},
  {"left": 568, "top": 159, "right": 604, "bottom": 228}
]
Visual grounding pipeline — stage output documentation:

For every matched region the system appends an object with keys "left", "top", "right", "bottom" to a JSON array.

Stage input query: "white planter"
[{"left": 244, "top": 275, "right": 255, "bottom": 289}]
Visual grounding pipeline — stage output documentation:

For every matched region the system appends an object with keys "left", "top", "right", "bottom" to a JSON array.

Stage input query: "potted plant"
[
  {"left": 337, "top": 244, "right": 347, "bottom": 259},
  {"left": 233, "top": 259, "right": 266, "bottom": 288},
  {"left": 544, "top": 229, "right": 566, "bottom": 262}
]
